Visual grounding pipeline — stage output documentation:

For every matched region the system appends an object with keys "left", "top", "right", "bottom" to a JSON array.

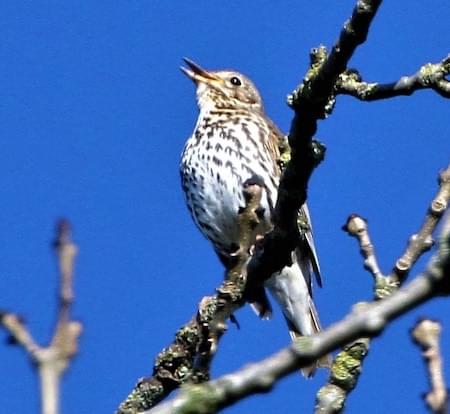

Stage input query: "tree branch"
[
  {"left": 145, "top": 211, "right": 450, "bottom": 414},
  {"left": 0, "top": 219, "right": 82, "bottom": 414},
  {"left": 392, "top": 166, "right": 450, "bottom": 284},
  {"left": 314, "top": 165, "right": 450, "bottom": 413},
  {"left": 411, "top": 319, "right": 448, "bottom": 414},
  {"left": 116, "top": 182, "right": 264, "bottom": 414},
  {"left": 246, "top": 0, "right": 382, "bottom": 303},
  {"left": 343, "top": 215, "right": 383, "bottom": 280},
  {"left": 118, "top": 1, "right": 385, "bottom": 411},
  {"left": 336, "top": 54, "right": 450, "bottom": 100},
  {"left": 193, "top": 182, "right": 264, "bottom": 378}
]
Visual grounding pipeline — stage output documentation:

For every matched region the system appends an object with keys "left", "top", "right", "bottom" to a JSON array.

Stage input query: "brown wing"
[
  {"left": 300, "top": 204, "right": 322, "bottom": 287},
  {"left": 266, "top": 116, "right": 322, "bottom": 288},
  {"left": 265, "top": 116, "right": 286, "bottom": 176}
]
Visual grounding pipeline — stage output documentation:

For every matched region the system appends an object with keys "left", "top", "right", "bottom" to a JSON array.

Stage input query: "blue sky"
[{"left": 0, "top": 2, "right": 448, "bottom": 413}]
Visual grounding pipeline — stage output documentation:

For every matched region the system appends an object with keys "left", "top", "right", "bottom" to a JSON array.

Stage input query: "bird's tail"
[
  {"left": 285, "top": 296, "right": 331, "bottom": 377},
  {"left": 264, "top": 251, "right": 331, "bottom": 377}
]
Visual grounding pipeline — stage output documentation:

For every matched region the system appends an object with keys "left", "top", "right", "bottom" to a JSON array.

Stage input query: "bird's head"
[{"left": 181, "top": 58, "right": 263, "bottom": 112}]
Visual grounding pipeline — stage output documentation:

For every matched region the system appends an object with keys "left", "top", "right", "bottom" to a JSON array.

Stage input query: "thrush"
[{"left": 180, "top": 58, "right": 328, "bottom": 376}]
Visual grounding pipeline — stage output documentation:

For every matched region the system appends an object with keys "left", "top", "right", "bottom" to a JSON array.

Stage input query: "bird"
[{"left": 180, "top": 58, "right": 328, "bottom": 376}]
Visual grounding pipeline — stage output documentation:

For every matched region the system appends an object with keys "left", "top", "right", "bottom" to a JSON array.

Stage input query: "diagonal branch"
[
  {"left": 145, "top": 211, "right": 450, "bottom": 414},
  {"left": 193, "top": 182, "right": 264, "bottom": 378},
  {"left": 0, "top": 313, "right": 41, "bottom": 355},
  {"left": 116, "top": 182, "right": 264, "bottom": 414},
  {"left": 392, "top": 166, "right": 450, "bottom": 285},
  {"left": 336, "top": 54, "right": 450, "bottom": 100}
]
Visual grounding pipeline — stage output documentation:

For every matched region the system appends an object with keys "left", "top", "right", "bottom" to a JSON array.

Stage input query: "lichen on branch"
[
  {"left": 314, "top": 165, "right": 450, "bottom": 414},
  {"left": 145, "top": 211, "right": 450, "bottom": 414},
  {"left": 336, "top": 54, "right": 450, "bottom": 100},
  {"left": 116, "top": 181, "right": 264, "bottom": 414}
]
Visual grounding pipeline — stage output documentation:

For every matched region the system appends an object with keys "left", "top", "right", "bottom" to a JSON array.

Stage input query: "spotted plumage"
[{"left": 180, "top": 59, "right": 328, "bottom": 376}]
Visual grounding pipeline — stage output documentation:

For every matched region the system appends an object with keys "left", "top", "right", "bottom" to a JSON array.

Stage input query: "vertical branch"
[
  {"left": 411, "top": 319, "right": 448, "bottom": 414},
  {"left": 0, "top": 220, "right": 82, "bottom": 414},
  {"left": 39, "top": 361, "right": 61, "bottom": 414},
  {"left": 54, "top": 218, "right": 76, "bottom": 324},
  {"left": 50, "top": 220, "right": 81, "bottom": 356},
  {"left": 38, "top": 219, "right": 82, "bottom": 414}
]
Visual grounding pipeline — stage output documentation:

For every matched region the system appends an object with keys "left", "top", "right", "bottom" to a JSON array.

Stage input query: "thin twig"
[
  {"left": 0, "top": 313, "right": 41, "bottom": 355},
  {"left": 393, "top": 166, "right": 450, "bottom": 284},
  {"left": 0, "top": 219, "right": 82, "bottom": 414},
  {"left": 314, "top": 165, "right": 450, "bottom": 414},
  {"left": 336, "top": 54, "right": 450, "bottom": 100},
  {"left": 343, "top": 215, "right": 383, "bottom": 280},
  {"left": 412, "top": 319, "right": 449, "bottom": 414}
]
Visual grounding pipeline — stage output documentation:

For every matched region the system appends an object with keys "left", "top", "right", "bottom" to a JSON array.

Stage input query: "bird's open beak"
[{"left": 180, "top": 58, "right": 221, "bottom": 85}]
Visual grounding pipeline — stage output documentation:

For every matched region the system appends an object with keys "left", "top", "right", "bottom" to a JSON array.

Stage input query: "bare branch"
[
  {"left": 0, "top": 219, "right": 82, "bottom": 414},
  {"left": 0, "top": 313, "right": 41, "bottom": 356},
  {"left": 246, "top": 0, "right": 382, "bottom": 305},
  {"left": 336, "top": 54, "right": 450, "bottom": 100},
  {"left": 145, "top": 213, "right": 450, "bottom": 414},
  {"left": 393, "top": 166, "right": 450, "bottom": 284},
  {"left": 343, "top": 215, "right": 383, "bottom": 279},
  {"left": 194, "top": 182, "right": 263, "bottom": 377},
  {"left": 50, "top": 219, "right": 82, "bottom": 358},
  {"left": 116, "top": 182, "right": 264, "bottom": 414},
  {"left": 314, "top": 165, "right": 450, "bottom": 414},
  {"left": 119, "top": 1, "right": 387, "bottom": 411},
  {"left": 412, "top": 319, "right": 448, "bottom": 414}
]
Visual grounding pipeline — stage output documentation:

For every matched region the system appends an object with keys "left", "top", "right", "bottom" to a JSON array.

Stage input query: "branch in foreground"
[
  {"left": 412, "top": 319, "right": 448, "bottom": 414},
  {"left": 0, "top": 220, "right": 82, "bottom": 414},
  {"left": 336, "top": 54, "right": 450, "bottom": 100},
  {"left": 145, "top": 213, "right": 450, "bottom": 414},
  {"left": 118, "top": 2, "right": 383, "bottom": 412},
  {"left": 314, "top": 165, "right": 450, "bottom": 413},
  {"left": 393, "top": 166, "right": 450, "bottom": 285},
  {"left": 194, "top": 182, "right": 264, "bottom": 378},
  {"left": 246, "top": 0, "right": 382, "bottom": 305},
  {"left": 116, "top": 182, "right": 263, "bottom": 414}
]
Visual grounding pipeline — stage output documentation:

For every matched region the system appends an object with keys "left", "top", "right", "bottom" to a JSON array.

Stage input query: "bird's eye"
[{"left": 230, "top": 76, "right": 242, "bottom": 86}]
